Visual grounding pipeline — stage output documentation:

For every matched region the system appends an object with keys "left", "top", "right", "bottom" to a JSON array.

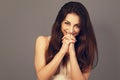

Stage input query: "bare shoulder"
[
  {"left": 36, "top": 36, "right": 50, "bottom": 42},
  {"left": 36, "top": 36, "right": 51, "bottom": 43},
  {"left": 36, "top": 36, "right": 51, "bottom": 50}
]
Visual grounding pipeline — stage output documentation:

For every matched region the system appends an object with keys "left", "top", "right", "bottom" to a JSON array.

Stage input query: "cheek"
[
  {"left": 75, "top": 28, "right": 80, "bottom": 33},
  {"left": 74, "top": 28, "right": 80, "bottom": 36}
]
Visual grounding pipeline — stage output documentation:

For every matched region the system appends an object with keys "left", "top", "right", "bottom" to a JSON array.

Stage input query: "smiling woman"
[
  {"left": 61, "top": 13, "right": 81, "bottom": 37},
  {"left": 34, "top": 1, "right": 98, "bottom": 80}
]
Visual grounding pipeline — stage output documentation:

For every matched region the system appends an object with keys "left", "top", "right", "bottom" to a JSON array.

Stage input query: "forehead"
[{"left": 64, "top": 13, "right": 81, "bottom": 24}]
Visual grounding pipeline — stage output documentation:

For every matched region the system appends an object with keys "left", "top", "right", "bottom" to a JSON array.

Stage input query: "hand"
[
  {"left": 68, "top": 35, "right": 76, "bottom": 53},
  {"left": 62, "top": 34, "right": 75, "bottom": 45},
  {"left": 61, "top": 34, "right": 76, "bottom": 54}
]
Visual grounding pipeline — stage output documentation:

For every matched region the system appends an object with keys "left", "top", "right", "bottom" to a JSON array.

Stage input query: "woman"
[{"left": 34, "top": 1, "right": 98, "bottom": 80}]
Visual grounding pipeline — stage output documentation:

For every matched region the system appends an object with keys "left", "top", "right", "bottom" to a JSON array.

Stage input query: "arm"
[
  {"left": 63, "top": 34, "right": 91, "bottom": 80},
  {"left": 69, "top": 44, "right": 91, "bottom": 80},
  {"left": 34, "top": 36, "right": 70, "bottom": 80}
]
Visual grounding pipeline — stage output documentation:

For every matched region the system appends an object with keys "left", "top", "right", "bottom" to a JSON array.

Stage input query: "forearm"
[
  {"left": 70, "top": 52, "right": 86, "bottom": 80},
  {"left": 37, "top": 49, "right": 65, "bottom": 80}
]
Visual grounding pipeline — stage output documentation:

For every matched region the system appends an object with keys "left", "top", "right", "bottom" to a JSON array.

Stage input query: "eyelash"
[
  {"left": 64, "top": 22, "right": 70, "bottom": 25},
  {"left": 75, "top": 25, "right": 80, "bottom": 28},
  {"left": 64, "top": 22, "right": 80, "bottom": 28}
]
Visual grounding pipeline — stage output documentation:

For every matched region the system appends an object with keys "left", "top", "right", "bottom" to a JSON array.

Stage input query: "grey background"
[{"left": 0, "top": 0, "right": 120, "bottom": 80}]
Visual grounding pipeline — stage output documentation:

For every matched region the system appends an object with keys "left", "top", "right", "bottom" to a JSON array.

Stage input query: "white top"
[{"left": 52, "top": 60, "right": 71, "bottom": 80}]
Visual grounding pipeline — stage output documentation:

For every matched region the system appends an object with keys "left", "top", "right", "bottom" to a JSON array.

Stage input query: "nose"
[{"left": 69, "top": 26, "right": 74, "bottom": 34}]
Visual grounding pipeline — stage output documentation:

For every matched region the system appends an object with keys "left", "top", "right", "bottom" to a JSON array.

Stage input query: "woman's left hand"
[{"left": 68, "top": 34, "right": 76, "bottom": 54}]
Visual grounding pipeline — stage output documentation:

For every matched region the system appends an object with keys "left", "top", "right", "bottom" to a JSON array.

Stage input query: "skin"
[
  {"left": 34, "top": 13, "right": 91, "bottom": 80},
  {"left": 61, "top": 13, "right": 80, "bottom": 37}
]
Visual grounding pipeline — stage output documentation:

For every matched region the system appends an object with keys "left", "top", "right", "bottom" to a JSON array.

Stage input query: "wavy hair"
[{"left": 46, "top": 1, "right": 98, "bottom": 73}]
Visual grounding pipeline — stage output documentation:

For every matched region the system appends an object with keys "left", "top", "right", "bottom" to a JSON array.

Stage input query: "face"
[{"left": 61, "top": 13, "right": 81, "bottom": 37}]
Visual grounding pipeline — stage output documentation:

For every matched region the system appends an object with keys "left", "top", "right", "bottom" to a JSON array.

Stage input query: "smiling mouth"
[{"left": 64, "top": 30, "right": 77, "bottom": 36}]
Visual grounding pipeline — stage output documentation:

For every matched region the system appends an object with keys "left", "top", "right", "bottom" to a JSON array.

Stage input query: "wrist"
[
  {"left": 69, "top": 50, "right": 76, "bottom": 56},
  {"left": 69, "top": 43, "right": 75, "bottom": 52},
  {"left": 69, "top": 43, "right": 76, "bottom": 56},
  {"left": 59, "top": 45, "right": 68, "bottom": 54}
]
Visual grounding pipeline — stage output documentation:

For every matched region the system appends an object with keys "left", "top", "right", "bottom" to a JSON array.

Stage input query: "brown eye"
[
  {"left": 75, "top": 24, "right": 80, "bottom": 28},
  {"left": 65, "top": 22, "right": 70, "bottom": 25}
]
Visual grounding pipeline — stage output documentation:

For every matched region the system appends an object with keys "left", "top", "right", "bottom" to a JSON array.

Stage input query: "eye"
[
  {"left": 75, "top": 24, "right": 80, "bottom": 28},
  {"left": 64, "top": 22, "right": 70, "bottom": 25}
]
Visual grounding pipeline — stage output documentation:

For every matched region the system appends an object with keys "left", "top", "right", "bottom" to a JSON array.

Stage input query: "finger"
[
  {"left": 70, "top": 34, "right": 76, "bottom": 41},
  {"left": 62, "top": 34, "right": 77, "bottom": 44},
  {"left": 68, "top": 39, "right": 76, "bottom": 44},
  {"left": 62, "top": 34, "right": 76, "bottom": 43},
  {"left": 62, "top": 34, "right": 71, "bottom": 40}
]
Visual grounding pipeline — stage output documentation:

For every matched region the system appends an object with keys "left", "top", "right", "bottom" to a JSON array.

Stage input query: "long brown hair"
[{"left": 46, "top": 1, "right": 98, "bottom": 73}]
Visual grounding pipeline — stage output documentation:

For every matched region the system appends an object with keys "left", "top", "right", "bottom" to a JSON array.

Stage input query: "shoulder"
[
  {"left": 36, "top": 36, "right": 51, "bottom": 43},
  {"left": 35, "top": 36, "right": 51, "bottom": 50},
  {"left": 36, "top": 36, "right": 50, "bottom": 41}
]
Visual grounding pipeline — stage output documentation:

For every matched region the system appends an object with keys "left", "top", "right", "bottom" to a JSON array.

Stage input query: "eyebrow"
[
  {"left": 64, "top": 20, "right": 70, "bottom": 22},
  {"left": 64, "top": 20, "right": 80, "bottom": 25}
]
